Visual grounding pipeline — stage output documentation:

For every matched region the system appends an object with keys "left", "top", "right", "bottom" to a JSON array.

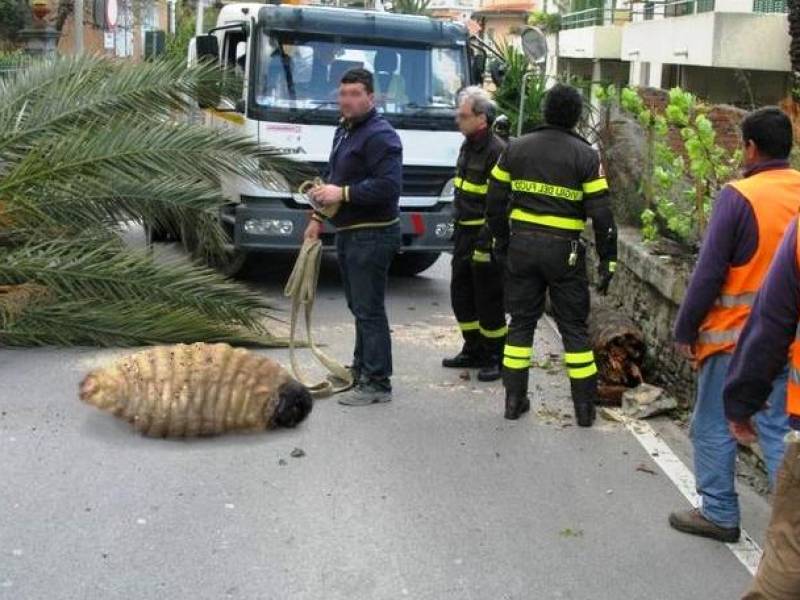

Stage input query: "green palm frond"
[
  {"left": 0, "top": 300, "right": 278, "bottom": 347},
  {"left": 0, "top": 56, "right": 305, "bottom": 348},
  {"left": 0, "top": 56, "right": 245, "bottom": 157},
  {"left": 0, "top": 119, "right": 297, "bottom": 196},
  {"left": 0, "top": 239, "right": 276, "bottom": 329},
  {"left": 9, "top": 176, "right": 233, "bottom": 258}
]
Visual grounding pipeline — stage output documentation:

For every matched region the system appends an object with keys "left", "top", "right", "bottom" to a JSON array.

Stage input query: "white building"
[{"left": 557, "top": 0, "right": 791, "bottom": 105}]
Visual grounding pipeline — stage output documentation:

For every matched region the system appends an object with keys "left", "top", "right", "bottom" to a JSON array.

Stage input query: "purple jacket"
[
  {"left": 674, "top": 160, "right": 792, "bottom": 345},
  {"left": 723, "top": 218, "right": 800, "bottom": 429}
]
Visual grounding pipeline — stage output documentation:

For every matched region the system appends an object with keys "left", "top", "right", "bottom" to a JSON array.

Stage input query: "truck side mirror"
[
  {"left": 191, "top": 35, "right": 221, "bottom": 108},
  {"left": 195, "top": 34, "right": 219, "bottom": 63},
  {"left": 489, "top": 60, "right": 506, "bottom": 87},
  {"left": 471, "top": 52, "right": 487, "bottom": 84}
]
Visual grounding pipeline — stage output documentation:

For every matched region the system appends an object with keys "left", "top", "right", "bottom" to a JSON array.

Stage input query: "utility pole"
[
  {"left": 196, "top": 0, "right": 205, "bottom": 35},
  {"left": 74, "top": 0, "right": 84, "bottom": 54}
]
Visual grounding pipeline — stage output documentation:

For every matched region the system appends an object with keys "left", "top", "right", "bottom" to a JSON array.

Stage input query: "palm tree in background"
[
  {"left": 790, "top": 0, "right": 800, "bottom": 99},
  {"left": 0, "top": 55, "right": 304, "bottom": 347},
  {"left": 390, "top": 0, "right": 431, "bottom": 16}
]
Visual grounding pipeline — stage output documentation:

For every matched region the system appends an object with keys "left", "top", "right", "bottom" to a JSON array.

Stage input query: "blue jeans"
[
  {"left": 692, "top": 353, "right": 789, "bottom": 528},
  {"left": 336, "top": 224, "right": 401, "bottom": 383}
]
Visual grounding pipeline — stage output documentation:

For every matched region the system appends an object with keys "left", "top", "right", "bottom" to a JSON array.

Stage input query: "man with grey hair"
[{"left": 442, "top": 86, "right": 508, "bottom": 382}]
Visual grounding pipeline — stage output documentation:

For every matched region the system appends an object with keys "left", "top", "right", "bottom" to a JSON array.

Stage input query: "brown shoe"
[{"left": 668, "top": 508, "right": 740, "bottom": 543}]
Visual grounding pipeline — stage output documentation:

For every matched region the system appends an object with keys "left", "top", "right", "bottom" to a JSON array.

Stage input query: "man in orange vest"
[
  {"left": 723, "top": 215, "right": 800, "bottom": 598},
  {"left": 669, "top": 107, "right": 800, "bottom": 543}
]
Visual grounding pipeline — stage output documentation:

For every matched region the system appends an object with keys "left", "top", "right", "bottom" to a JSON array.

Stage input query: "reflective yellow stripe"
[
  {"left": 491, "top": 165, "right": 511, "bottom": 183},
  {"left": 582, "top": 177, "right": 609, "bottom": 194},
  {"left": 336, "top": 218, "right": 400, "bottom": 231},
  {"left": 504, "top": 345, "right": 532, "bottom": 358},
  {"left": 564, "top": 350, "right": 594, "bottom": 365},
  {"left": 480, "top": 325, "right": 508, "bottom": 338},
  {"left": 458, "top": 218, "right": 486, "bottom": 226},
  {"left": 459, "top": 321, "right": 480, "bottom": 332},
  {"left": 511, "top": 180, "right": 583, "bottom": 202},
  {"left": 698, "top": 329, "right": 740, "bottom": 345},
  {"left": 503, "top": 356, "right": 532, "bottom": 369},
  {"left": 472, "top": 250, "right": 491, "bottom": 263},
  {"left": 206, "top": 108, "right": 246, "bottom": 126},
  {"left": 509, "top": 209, "right": 585, "bottom": 232},
  {"left": 454, "top": 177, "right": 488, "bottom": 195},
  {"left": 609, "top": 261, "right": 617, "bottom": 273},
  {"left": 568, "top": 363, "right": 598, "bottom": 379}
]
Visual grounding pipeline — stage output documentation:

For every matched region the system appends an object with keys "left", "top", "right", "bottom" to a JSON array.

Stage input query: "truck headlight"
[
  {"left": 441, "top": 178, "right": 456, "bottom": 199},
  {"left": 243, "top": 219, "right": 294, "bottom": 236},
  {"left": 435, "top": 222, "right": 454, "bottom": 239}
]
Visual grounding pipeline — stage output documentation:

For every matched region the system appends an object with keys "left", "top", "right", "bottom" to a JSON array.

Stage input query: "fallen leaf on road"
[
  {"left": 290, "top": 448, "right": 306, "bottom": 458},
  {"left": 559, "top": 528, "right": 584, "bottom": 538}
]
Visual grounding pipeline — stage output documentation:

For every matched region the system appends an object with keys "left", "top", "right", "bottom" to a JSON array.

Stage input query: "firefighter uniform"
[
  {"left": 445, "top": 128, "right": 507, "bottom": 375},
  {"left": 487, "top": 125, "right": 617, "bottom": 423}
]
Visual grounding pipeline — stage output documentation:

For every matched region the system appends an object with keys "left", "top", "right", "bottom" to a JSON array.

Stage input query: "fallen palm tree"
[{"left": 0, "top": 56, "right": 303, "bottom": 347}]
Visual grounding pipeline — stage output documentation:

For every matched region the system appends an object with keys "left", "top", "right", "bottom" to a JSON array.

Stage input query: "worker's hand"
[
  {"left": 476, "top": 224, "right": 493, "bottom": 253},
  {"left": 729, "top": 418, "right": 758, "bottom": 446},
  {"left": 304, "top": 219, "right": 322, "bottom": 242},
  {"left": 674, "top": 342, "right": 696, "bottom": 361},
  {"left": 309, "top": 184, "right": 344, "bottom": 206},
  {"left": 596, "top": 260, "right": 615, "bottom": 295}
]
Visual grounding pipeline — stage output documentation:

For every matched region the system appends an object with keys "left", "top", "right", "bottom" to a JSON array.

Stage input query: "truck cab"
[{"left": 193, "top": 3, "right": 481, "bottom": 276}]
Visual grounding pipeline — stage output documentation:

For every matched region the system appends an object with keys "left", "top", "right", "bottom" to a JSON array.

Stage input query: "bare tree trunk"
[{"left": 589, "top": 307, "right": 646, "bottom": 404}]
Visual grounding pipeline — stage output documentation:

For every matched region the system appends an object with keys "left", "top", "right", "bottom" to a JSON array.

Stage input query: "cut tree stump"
[{"left": 589, "top": 307, "right": 646, "bottom": 405}]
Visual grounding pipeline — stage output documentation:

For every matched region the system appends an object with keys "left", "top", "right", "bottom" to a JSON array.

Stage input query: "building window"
[{"left": 753, "top": 0, "right": 787, "bottom": 12}]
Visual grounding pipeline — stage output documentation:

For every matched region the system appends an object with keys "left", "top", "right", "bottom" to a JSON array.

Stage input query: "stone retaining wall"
[{"left": 585, "top": 226, "right": 696, "bottom": 405}]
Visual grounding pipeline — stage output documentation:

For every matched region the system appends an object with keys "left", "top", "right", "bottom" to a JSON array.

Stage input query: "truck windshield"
[{"left": 254, "top": 31, "right": 466, "bottom": 117}]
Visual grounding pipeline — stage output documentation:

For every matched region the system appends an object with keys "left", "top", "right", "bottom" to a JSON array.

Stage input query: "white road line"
[
  {"left": 618, "top": 412, "right": 762, "bottom": 576},
  {"left": 540, "top": 314, "right": 762, "bottom": 575}
]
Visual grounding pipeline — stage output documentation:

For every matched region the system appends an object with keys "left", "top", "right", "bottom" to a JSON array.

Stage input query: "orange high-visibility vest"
[
  {"left": 695, "top": 169, "right": 800, "bottom": 364},
  {"left": 788, "top": 218, "right": 800, "bottom": 417}
]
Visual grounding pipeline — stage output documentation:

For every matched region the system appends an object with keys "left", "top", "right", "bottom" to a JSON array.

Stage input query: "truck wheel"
[
  {"left": 206, "top": 249, "right": 251, "bottom": 278},
  {"left": 389, "top": 252, "right": 440, "bottom": 277},
  {"left": 144, "top": 222, "right": 180, "bottom": 244}
]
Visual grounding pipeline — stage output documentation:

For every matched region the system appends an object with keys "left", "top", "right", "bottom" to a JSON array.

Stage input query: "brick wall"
[{"left": 636, "top": 87, "right": 746, "bottom": 155}]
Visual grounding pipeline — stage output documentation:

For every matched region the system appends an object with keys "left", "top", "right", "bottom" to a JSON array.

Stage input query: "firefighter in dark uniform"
[
  {"left": 442, "top": 86, "right": 508, "bottom": 382},
  {"left": 487, "top": 84, "right": 617, "bottom": 426}
]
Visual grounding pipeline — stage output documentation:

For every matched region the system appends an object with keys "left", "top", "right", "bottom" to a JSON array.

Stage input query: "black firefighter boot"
[
  {"left": 442, "top": 331, "right": 484, "bottom": 369},
  {"left": 571, "top": 377, "right": 597, "bottom": 428},
  {"left": 477, "top": 338, "right": 503, "bottom": 382},
  {"left": 503, "top": 367, "right": 530, "bottom": 420}
]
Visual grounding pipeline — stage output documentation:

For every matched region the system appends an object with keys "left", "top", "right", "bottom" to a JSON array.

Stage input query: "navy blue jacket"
[{"left": 324, "top": 108, "right": 403, "bottom": 229}]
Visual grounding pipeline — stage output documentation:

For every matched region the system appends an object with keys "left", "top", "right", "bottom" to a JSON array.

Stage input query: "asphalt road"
[{"left": 0, "top": 251, "right": 769, "bottom": 599}]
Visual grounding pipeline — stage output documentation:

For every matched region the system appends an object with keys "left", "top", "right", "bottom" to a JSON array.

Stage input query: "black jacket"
[
  {"left": 453, "top": 129, "right": 506, "bottom": 225},
  {"left": 487, "top": 125, "right": 617, "bottom": 263},
  {"left": 323, "top": 108, "right": 403, "bottom": 230}
]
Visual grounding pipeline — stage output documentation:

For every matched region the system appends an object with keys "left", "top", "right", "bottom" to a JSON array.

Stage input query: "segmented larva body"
[{"left": 80, "top": 343, "right": 293, "bottom": 437}]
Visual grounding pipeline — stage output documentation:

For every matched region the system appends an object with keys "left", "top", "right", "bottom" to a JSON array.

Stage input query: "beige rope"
[
  {"left": 284, "top": 238, "right": 354, "bottom": 398},
  {"left": 298, "top": 177, "right": 341, "bottom": 219}
]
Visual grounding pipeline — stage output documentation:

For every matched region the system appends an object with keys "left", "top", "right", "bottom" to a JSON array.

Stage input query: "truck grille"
[{"left": 310, "top": 162, "right": 453, "bottom": 197}]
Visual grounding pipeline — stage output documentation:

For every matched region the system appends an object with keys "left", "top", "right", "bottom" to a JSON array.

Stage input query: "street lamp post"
[{"left": 74, "top": 0, "right": 84, "bottom": 53}]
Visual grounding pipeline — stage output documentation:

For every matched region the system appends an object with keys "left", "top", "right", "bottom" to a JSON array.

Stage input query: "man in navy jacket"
[{"left": 305, "top": 68, "right": 403, "bottom": 406}]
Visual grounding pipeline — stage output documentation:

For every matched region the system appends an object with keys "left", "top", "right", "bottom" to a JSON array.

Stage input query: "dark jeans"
[{"left": 336, "top": 223, "right": 401, "bottom": 383}]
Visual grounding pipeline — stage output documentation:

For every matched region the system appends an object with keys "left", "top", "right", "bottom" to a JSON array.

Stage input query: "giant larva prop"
[{"left": 79, "top": 343, "right": 312, "bottom": 437}]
